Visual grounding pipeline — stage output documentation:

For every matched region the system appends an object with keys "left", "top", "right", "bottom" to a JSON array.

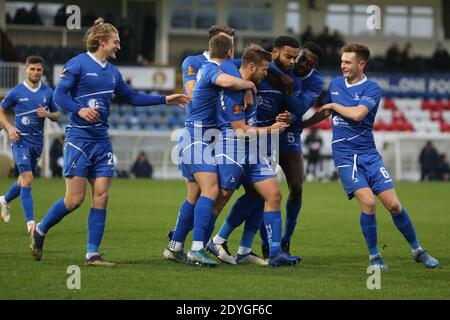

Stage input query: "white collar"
[
  {"left": 345, "top": 75, "right": 367, "bottom": 88},
  {"left": 300, "top": 68, "right": 314, "bottom": 80},
  {"left": 23, "top": 80, "right": 41, "bottom": 93},
  {"left": 203, "top": 51, "right": 210, "bottom": 61},
  {"left": 87, "top": 51, "right": 107, "bottom": 68}
]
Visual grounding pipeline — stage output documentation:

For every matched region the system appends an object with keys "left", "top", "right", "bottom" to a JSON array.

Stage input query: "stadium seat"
[{"left": 383, "top": 98, "right": 396, "bottom": 110}]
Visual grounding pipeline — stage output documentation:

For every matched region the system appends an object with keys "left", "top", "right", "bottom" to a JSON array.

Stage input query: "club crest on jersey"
[
  {"left": 232, "top": 104, "right": 242, "bottom": 114},
  {"left": 187, "top": 66, "right": 195, "bottom": 76},
  {"left": 21, "top": 116, "right": 30, "bottom": 125},
  {"left": 87, "top": 99, "right": 100, "bottom": 108}
]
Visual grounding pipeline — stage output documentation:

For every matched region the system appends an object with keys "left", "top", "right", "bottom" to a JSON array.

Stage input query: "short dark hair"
[
  {"left": 303, "top": 42, "right": 324, "bottom": 62},
  {"left": 342, "top": 43, "right": 371, "bottom": 61},
  {"left": 25, "top": 55, "right": 44, "bottom": 65},
  {"left": 208, "top": 25, "right": 235, "bottom": 40},
  {"left": 242, "top": 44, "right": 272, "bottom": 67},
  {"left": 274, "top": 36, "right": 300, "bottom": 49},
  {"left": 208, "top": 34, "right": 233, "bottom": 59}
]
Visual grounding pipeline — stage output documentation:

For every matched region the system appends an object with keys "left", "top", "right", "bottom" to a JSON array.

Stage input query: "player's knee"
[
  {"left": 94, "top": 191, "right": 109, "bottom": 206},
  {"left": 201, "top": 185, "right": 219, "bottom": 200},
  {"left": 362, "top": 199, "right": 377, "bottom": 213},
  {"left": 20, "top": 174, "right": 33, "bottom": 187},
  {"left": 65, "top": 192, "right": 87, "bottom": 210},
  {"left": 266, "top": 188, "right": 282, "bottom": 207},
  {"left": 65, "top": 195, "right": 85, "bottom": 211},
  {"left": 387, "top": 201, "right": 402, "bottom": 214}
]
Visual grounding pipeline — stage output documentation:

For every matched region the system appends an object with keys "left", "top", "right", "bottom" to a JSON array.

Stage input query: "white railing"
[
  {"left": 2, "top": 126, "right": 450, "bottom": 181},
  {"left": 0, "top": 62, "right": 24, "bottom": 96}
]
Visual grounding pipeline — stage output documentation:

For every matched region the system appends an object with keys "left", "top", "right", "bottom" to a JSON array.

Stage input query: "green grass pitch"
[{"left": 0, "top": 178, "right": 449, "bottom": 299}]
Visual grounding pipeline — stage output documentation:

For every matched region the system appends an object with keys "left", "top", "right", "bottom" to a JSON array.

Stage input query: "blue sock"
[
  {"left": 218, "top": 221, "right": 236, "bottom": 240},
  {"left": 260, "top": 221, "right": 268, "bottom": 247},
  {"left": 240, "top": 209, "right": 263, "bottom": 249},
  {"left": 227, "top": 193, "right": 264, "bottom": 227},
  {"left": 204, "top": 214, "right": 218, "bottom": 245},
  {"left": 283, "top": 199, "right": 302, "bottom": 242},
  {"left": 4, "top": 182, "right": 21, "bottom": 203},
  {"left": 20, "top": 187, "right": 34, "bottom": 222},
  {"left": 263, "top": 211, "right": 282, "bottom": 257},
  {"left": 87, "top": 208, "right": 107, "bottom": 254},
  {"left": 172, "top": 199, "right": 195, "bottom": 242},
  {"left": 391, "top": 208, "right": 420, "bottom": 251},
  {"left": 360, "top": 212, "right": 379, "bottom": 256},
  {"left": 38, "top": 199, "right": 70, "bottom": 234},
  {"left": 192, "top": 196, "right": 214, "bottom": 242}
]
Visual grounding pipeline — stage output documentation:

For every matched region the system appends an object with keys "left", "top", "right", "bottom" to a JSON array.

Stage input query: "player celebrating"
[
  {"left": 29, "top": 18, "right": 189, "bottom": 266},
  {"left": 164, "top": 25, "right": 236, "bottom": 261},
  {"left": 261, "top": 41, "right": 325, "bottom": 258},
  {"left": 207, "top": 44, "right": 301, "bottom": 266},
  {"left": 0, "top": 56, "right": 60, "bottom": 234},
  {"left": 304, "top": 43, "right": 439, "bottom": 269},
  {"left": 166, "top": 34, "right": 257, "bottom": 266}
]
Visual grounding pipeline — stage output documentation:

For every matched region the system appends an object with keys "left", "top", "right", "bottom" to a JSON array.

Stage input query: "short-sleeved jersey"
[
  {"left": 289, "top": 68, "right": 324, "bottom": 133},
  {"left": 185, "top": 60, "right": 231, "bottom": 129},
  {"left": 181, "top": 52, "right": 209, "bottom": 119},
  {"left": 216, "top": 61, "right": 256, "bottom": 134},
  {"left": 0, "top": 81, "right": 55, "bottom": 147},
  {"left": 325, "top": 76, "right": 382, "bottom": 157},
  {"left": 255, "top": 80, "right": 289, "bottom": 127},
  {"left": 57, "top": 52, "right": 134, "bottom": 142}
]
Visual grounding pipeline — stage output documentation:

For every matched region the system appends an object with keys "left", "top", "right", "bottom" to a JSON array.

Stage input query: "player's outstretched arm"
[
  {"left": 320, "top": 103, "right": 369, "bottom": 122},
  {"left": 215, "top": 74, "right": 257, "bottom": 95},
  {"left": 165, "top": 94, "right": 191, "bottom": 108},
  {"left": 302, "top": 108, "right": 332, "bottom": 129},
  {"left": 231, "top": 119, "right": 289, "bottom": 137},
  {"left": 0, "top": 107, "right": 20, "bottom": 142},
  {"left": 114, "top": 74, "right": 190, "bottom": 108}
]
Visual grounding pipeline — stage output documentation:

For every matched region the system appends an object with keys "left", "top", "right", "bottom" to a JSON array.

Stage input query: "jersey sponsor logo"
[
  {"left": 19, "top": 98, "right": 30, "bottom": 102},
  {"left": 187, "top": 66, "right": 195, "bottom": 76},
  {"left": 86, "top": 72, "right": 98, "bottom": 77},
  {"left": 331, "top": 91, "right": 339, "bottom": 95},
  {"left": 232, "top": 104, "right": 242, "bottom": 114}
]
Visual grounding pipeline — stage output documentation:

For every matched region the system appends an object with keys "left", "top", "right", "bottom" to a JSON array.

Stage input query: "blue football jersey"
[
  {"left": 56, "top": 52, "right": 135, "bottom": 142},
  {"left": 0, "top": 81, "right": 55, "bottom": 147},
  {"left": 255, "top": 79, "right": 288, "bottom": 127},
  {"left": 181, "top": 52, "right": 209, "bottom": 119},
  {"left": 185, "top": 60, "right": 230, "bottom": 129},
  {"left": 216, "top": 60, "right": 255, "bottom": 134},
  {"left": 290, "top": 68, "right": 324, "bottom": 132},
  {"left": 325, "top": 76, "right": 382, "bottom": 157}
]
